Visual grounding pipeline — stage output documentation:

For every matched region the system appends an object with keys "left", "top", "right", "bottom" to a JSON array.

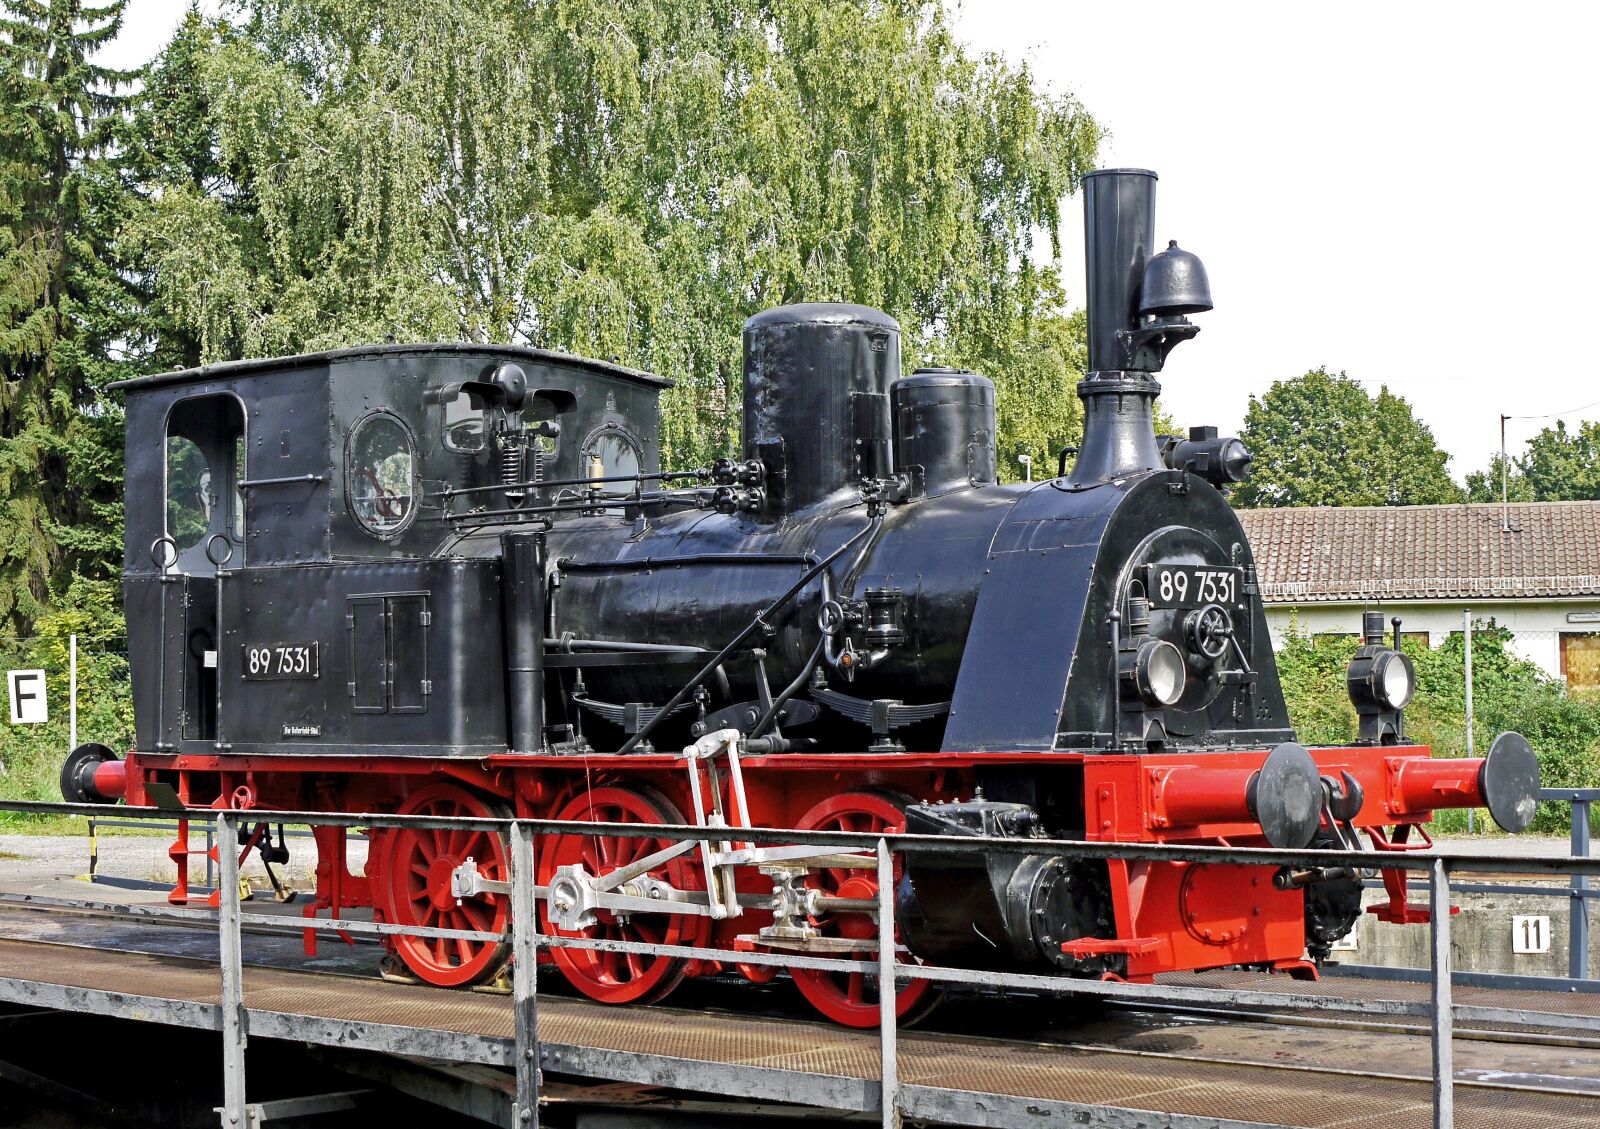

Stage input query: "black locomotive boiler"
[{"left": 62, "top": 168, "right": 1540, "bottom": 1027}]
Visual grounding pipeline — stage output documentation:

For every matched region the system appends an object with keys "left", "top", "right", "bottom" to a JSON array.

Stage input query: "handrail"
[
  {"left": 8, "top": 797, "right": 1599, "bottom": 877},
  {"left": 9, "top": 796, "right": 1600, "bottom": 1127}
]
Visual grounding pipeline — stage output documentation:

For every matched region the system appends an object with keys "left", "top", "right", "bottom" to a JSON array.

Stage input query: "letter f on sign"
[{"left": 8, "top": 669, "right": 47, "bottom": 724}]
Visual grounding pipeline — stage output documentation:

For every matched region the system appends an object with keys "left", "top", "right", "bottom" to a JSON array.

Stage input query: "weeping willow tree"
[{"left": 128, "top": 0, "right": 1101, "bottom": 475}]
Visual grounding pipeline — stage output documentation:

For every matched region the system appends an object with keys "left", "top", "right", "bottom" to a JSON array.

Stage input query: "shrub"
[
  {"left": 0, "top": 579, "right": 134, "bottom": 821},
  {"left": 1275, "top": 616, "right": 1600, "bottom": 835}
]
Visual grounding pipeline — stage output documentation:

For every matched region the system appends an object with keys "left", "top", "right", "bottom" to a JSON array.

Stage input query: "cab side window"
[
  {"left": 164, "top": 394, "right": 246, "bottom": 570},
  {"left": 166, "top": 435, "right": 211, "bottom": 548},
  {"left": 442, "top": 388, "right": 487, "bottom": 454},
  {"left": 347, "top": 411, "right": 418, "bottom": 538}
]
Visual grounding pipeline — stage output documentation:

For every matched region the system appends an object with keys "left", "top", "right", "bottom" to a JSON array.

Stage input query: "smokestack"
[
  {"left": 1084, "top": 169, "right": 1158, "bottom": 375},
  {"left": 1067, "top": 169, "right": 1165, "bottom": 485}
]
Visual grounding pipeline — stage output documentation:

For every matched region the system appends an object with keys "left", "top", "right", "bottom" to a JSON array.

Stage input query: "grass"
[{"left": 0, "top": 811, "right": 178, "bottom": 837}]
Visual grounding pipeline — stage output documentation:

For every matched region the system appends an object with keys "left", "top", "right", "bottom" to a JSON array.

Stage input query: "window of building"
[
  {"left": 348, "top": 412, "right": 417, "bottom": 537},
  {"left": 1561, "top": 633, "right": 1600, "bottom": 693},
  {"left": 1313, "top": 630, "right": 1429, "bottom": 649}
]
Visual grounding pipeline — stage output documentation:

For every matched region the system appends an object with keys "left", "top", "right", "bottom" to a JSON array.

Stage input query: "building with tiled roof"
[{"left": 1237, "top": 501, "right": 1600, "bottom": 690}]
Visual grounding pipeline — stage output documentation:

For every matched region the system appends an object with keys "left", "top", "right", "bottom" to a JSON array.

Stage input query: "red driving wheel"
[
  {"left": 790, "top": 791, "right": 940, "bottom": 1028},
  {"left": 539, "top": 785, "right": 710, "bottom": 1005},
  {"left": 376, "top": 782, "right": 511, "bottom": 987}
]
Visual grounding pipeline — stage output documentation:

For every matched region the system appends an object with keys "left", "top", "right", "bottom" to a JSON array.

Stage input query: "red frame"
[{"left": 117, "top": 740, "right": 1486, "bottom": 996}]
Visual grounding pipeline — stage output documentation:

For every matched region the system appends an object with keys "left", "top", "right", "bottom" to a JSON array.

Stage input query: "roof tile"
[{"left": 1236, "top": 501, "right": 1600, "bottom": 602}]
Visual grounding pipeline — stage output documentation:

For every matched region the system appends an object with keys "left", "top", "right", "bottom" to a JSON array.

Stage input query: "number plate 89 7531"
[
  {"left": 1144, "top": 565, "right": 1242, "bottom": 609},
  {"left": 242, "top": 642, "right": 319, "bottom": 680}
]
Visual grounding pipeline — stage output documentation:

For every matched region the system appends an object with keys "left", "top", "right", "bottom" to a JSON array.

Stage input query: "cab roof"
[{"left": 107, "top": 342, "right": 673, "bottom": 393}]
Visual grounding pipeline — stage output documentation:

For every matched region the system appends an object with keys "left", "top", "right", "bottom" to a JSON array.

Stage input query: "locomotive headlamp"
[
  {"left": 1125, "top": 638, "right": 1186, "bottom": 708},
  {"left": 1346, "top": 615, "right": 1417, "bottom": 743},
  {"left": 1347, "top": 647, "right": 1415, "bottom": 713},
  {"left": 1375, "top": 650, "right": 1416, "bottom": 710}
]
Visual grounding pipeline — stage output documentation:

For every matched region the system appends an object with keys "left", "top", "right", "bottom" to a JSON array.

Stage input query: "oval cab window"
[{"left": 348, "top": 413, "right": 417, "bottom": 537}]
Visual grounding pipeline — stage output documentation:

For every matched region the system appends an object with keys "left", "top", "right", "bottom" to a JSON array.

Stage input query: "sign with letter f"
[{"left": 8, "top": 669, "right": 47, "bottom": 724}]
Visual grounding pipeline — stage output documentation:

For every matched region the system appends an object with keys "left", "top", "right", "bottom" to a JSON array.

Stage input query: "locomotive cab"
[{"left": 113, "top": 345, "right": 668, "bottom": 759}]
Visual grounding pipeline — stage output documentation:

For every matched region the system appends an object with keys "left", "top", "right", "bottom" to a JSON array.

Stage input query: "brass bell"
[{"left": 1140, "top": 240, "right": 1213, "bottom": 316}]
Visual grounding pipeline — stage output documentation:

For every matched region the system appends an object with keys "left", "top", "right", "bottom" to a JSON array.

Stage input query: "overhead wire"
[{"left": 1502, "top": 396, "right": 1600, "bottom": 421}]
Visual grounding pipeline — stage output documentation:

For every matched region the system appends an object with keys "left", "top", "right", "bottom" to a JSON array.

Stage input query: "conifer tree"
[{"left": 0, "top": 0, "right": 135, "bottom": 635}]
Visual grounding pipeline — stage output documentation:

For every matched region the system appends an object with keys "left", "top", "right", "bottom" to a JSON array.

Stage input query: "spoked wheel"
[
  {"left": 539, "top": 785, "right": 710, "bottom": 1006},
  {"left": 375, "top": 782, "right": 512, "bottom": 987},
  {"left": 790, "top": 791, "right": 941, "bottom": 1028}
]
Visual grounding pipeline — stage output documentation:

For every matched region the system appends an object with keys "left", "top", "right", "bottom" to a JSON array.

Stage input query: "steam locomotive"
[{"left": 61, "top": 168, "right": 1540, "bottom": 1027}]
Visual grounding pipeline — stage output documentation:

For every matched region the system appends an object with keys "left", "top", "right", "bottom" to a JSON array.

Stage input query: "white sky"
[
  {"left": 108, "top": 1, "right": 1599, "bottom": 479},
  {"left": 954, "top": 0, "right": 1600, "bottom": 479}
]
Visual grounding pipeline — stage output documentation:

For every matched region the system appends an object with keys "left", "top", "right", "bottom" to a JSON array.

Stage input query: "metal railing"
[
  {"left": 6, "top": 799, "right": 1600, "bottom": 1129},
  {"left": 1328, "top": 786, "right": 1600, "bottom": 991},
  {"left": 76, "top": 816, "right": 325, "bottom": 891}
]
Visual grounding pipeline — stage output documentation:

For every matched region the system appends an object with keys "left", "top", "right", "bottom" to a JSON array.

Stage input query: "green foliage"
[
  {"left": 1232, "top": 368, "right": 1462, "bottom": 508},
  {"left": 0, "top": 0, "right": 138, "bottom": 637},
  {"left": 125, "top": 0, "right": 1101, "bottom": 470},
  {"left": 1275, "top": 617, "right": 1600, "bottom": 834},
  {"left": 0, "top": 575, "right": 133, "bottom": 809},
  {"left": 1522, "top": 419, "right": 1600, "bottom": 500},
  {"left": 1464, "top": 451, "right": 1534, "bottom": 503},
  {"left": 1469, "top": 419, "right": 1600, "bottom": 504}
]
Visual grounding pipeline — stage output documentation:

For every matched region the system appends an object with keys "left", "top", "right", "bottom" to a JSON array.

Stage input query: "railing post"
[
  {"left": 510, "top": 820, "right": 541, "bottom": 1127},
  {"left": 1572, "top": 798, "right": 1591, "bottom": 981},
  {"left": 218, "top": 810, "right": 252, "bottom": 1128},
  {"left": 1430, "top": 858, "right": 1453, "bottom": 1129},
  {"left": 206, "top": 821, "right": 216, "bottom": 891},
  {"left": 876, "top": 837, "right": 900, "bottom": 1129}
]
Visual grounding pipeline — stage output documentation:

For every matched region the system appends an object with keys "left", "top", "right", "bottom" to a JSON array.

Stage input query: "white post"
[
  {"left": 510, "top": 821, "right": 540, "bottom": 1127},
  {"left": 68, "top": 633, "right": 77, "bottom": 753},
  {"left": 1463, "top": 613, "right": 1474, "bottom": 834}
]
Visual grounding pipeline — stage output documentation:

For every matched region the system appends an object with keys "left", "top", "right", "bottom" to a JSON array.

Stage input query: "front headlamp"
[
  {"left": 1347, "top": 646, "right": 1415, "bottom": 713},
  {"left": 1125, "top": 638, "right": 1187, "bottom": 708},
  {"left": 1373, "top": 650, "right": 1415, "bottom": 710}
]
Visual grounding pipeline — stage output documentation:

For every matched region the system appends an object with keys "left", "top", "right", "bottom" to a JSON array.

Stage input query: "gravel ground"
[
  {"left": 1429, "top": 835, "right": 1573, "bottom": 857},
  {"left": 0, "top": 828, "right": 367, "bottom": 891}
]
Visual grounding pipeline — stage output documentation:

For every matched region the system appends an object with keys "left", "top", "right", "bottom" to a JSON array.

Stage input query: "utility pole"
[{"left": 1500, "top": 413, "right": 1510, "bottom": 533}]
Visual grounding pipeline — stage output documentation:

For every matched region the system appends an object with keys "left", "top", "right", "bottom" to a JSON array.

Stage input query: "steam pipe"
[
  {"left": 501, "top": 530, "right": 548, "bottom": 754},
  {"left": 616, "top": 513, "right": 883, "bottom": 755}
]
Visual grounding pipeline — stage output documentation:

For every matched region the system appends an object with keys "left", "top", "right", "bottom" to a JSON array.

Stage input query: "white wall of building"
[{"left": 1261, "top": 599, "right": 1600, "bottom": 681}]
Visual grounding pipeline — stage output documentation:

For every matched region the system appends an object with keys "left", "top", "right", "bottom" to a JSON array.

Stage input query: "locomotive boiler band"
[{"left": 61, "top": 168, "right": 1542, "bottom": 1028}]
